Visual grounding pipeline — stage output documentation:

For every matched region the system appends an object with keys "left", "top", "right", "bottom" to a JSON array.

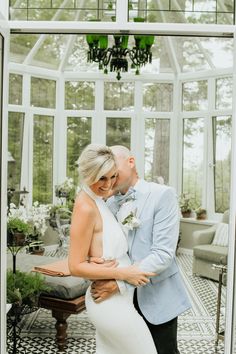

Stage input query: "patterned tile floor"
[{"left": 7, "top": 252, "right": 225, "bottom": 353}]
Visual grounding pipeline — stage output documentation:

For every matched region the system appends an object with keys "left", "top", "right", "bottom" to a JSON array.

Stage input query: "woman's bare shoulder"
[{"left": 73, "top": 191, "right": 96, "bottom": 218}]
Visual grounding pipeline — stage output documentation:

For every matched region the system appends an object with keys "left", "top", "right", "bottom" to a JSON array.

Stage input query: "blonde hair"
[{"left": 78, "top": 144, "right": 116, "bottom": 185}]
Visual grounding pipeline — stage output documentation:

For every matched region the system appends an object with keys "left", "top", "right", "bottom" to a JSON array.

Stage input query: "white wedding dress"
[{"left": 84, "top": 187, "right": 157, "bottom": 354}]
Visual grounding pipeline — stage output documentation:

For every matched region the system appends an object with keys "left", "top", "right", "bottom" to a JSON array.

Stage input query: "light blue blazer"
[{"left": 107, "top": 179, "right": 191, "bottom": 325}]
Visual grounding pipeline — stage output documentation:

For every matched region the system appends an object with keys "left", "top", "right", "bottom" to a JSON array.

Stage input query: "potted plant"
[
  {"left": 179, "top": 194, "right": 193, "bottom": 218},
  {"left": 7, "top": 269, "right": 50, "bottom": 308},
  {"left": 7, "top": 217, "right": 31, "bottom": 246},
  {"left": 55, "top": 177, "right": 76, "bottom": 202},
  {"left": 27, "top": 240, "right": 45, "bottom": 255},
  {"left": 195, "top": 207, "right": 207, "bottom": 220}
]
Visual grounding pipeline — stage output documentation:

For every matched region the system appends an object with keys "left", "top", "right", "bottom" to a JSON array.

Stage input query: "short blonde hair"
[{"left": 78, "top": 144, "right": 116, "bottom": 185}]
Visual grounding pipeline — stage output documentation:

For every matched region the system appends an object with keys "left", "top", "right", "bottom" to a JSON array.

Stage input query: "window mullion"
[
  {"left": 206, "top": 77, "right": 215, "bottom": 217},
  {"left": 134, "top": 80, "right": 144, "bottom": 177}
]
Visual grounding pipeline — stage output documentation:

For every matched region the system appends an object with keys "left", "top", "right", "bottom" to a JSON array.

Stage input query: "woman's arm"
[{"left": 68, "top": 198, "right": 155, "bottom": 286}]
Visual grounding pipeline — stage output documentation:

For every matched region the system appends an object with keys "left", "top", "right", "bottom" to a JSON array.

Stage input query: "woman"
[{"left": 68, "top": 144, "right": 157, "bottom": 354}]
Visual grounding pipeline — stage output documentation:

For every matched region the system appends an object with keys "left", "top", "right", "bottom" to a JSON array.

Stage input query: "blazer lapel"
[
  {"left": 128, "top": 180, "right": 151, "bottom": 254},
  {"left": 135, "top": 179, "right": 151, "bottom": 218}
]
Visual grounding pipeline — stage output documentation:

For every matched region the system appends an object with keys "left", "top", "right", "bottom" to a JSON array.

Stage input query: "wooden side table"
[
  {"left": 212, "top": 263, "right": 227, "bottom": 347},
  {"left": 39, "top": 294, "right": 86, "bottom": 351}
]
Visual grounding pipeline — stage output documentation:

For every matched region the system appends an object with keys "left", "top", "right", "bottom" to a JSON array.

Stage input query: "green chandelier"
[{"left": 86, "top": 33, "right": 155, "bottom": 80}]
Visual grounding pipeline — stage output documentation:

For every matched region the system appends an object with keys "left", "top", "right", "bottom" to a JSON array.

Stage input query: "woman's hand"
[{"left": 118, "top": 264, "right": 157, "bottom": 287}]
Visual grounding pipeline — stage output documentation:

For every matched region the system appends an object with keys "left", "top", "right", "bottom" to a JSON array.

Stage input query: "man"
[{"left": 91, "top": 145, "right": 191, "bottom": 354}]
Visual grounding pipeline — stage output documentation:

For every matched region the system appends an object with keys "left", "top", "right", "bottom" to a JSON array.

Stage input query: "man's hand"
[
  {"left": 90, "top": 280, "right": 119, "bottom": 303},
  {"left": 89, "top": 257, "right": 119, "bottom": 268}
]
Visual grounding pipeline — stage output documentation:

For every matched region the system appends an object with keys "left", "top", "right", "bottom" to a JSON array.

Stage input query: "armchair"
[{"left": 192, "top": 210, "right": 229, "bottom": 282}]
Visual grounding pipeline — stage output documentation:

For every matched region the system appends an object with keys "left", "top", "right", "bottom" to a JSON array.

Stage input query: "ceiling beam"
[{"left": 9, "top": 21, "right": 234, "bottom": 38}]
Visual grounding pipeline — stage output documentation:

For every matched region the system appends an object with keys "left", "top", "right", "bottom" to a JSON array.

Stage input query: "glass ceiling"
[
  {"left": 8, "top": 0, "right": 234, "bottom": 74},
  {"left": 9, "top": 33, "right": 233, "bottom": 74},
  {"left": 9, "top": 0, "right": 235, "bottom": 24}
]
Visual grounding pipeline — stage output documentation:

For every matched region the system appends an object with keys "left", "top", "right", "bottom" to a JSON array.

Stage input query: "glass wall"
[
  {"left": 33, "top": 115, "right": 54, "bottom": 204},
  {"left": 182, "top": 117, "right": 204, "bottom": 208},
  {"left": 181, "top": 77, "right": 232, "bottom": 214},
  {"left": 67, "top": 116, "right": 92, "bottom": 184}
]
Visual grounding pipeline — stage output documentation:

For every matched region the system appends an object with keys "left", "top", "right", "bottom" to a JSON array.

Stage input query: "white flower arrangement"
[
  {"left": 121, "top": 209, "right": 141, "bottom": 230},
  {"left": 8, "top": 202, "right": 50, "bottom": 236}
]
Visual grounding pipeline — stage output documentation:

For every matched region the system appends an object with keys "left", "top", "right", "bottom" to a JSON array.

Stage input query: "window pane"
[
  {"left": 9, "top": 73, "right": 23, "bottom": 105},
  {"left": 182, "top": 80, "right": 208, "bottom": 111},
  {"left": 213, "top": 116, "right": 231, "bottom": 213},
  {"left": 145, "top": 119, "right": 170, "bottom": 184},
  {"left": 106, "top": 118, "right": 131, "bottom": 148},
  {"left": 143, "top": 83, "right": 173, "bottom": 112},
  {"left": 104, "top": 82, "right": 134, "bottom": 110},
  {"left": 10, "top": 34, "right": 40, "bottom": 64},
  {"left": 182, "top": 118, "right": 204, "bottom": 208},
  {"left": 65, "top": 81, "right": 95, "bottom": 110},
  {"left": 8, "top": 112, "right": 24, "bottom": 204},
  {"left": 67, "top": 117, "right": 92, "bottom": 184},
  {"left": 31, "top": 77, "right": 56, "bottom": 108},
  {"left": 32, "top": 35, "right": 69, "bottom": 70},
  {"left": 216, "top": 77, "right": 233, "bottom": 110},
  {"left": 10, "top": 0, "right": 117, "bottom": 21},
  {"left": 33, "top": 115, "right": 54, "bottom": 203}
]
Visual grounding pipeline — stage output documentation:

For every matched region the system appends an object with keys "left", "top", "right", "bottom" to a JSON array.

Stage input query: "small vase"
[
  {"left": 196, "top": 213, "right": 207, "bottom": 220},
  {"left": 181, "top": 211, "right": 191, "bottom": 218}
]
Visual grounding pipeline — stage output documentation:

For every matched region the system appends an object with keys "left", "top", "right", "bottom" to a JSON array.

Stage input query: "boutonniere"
[{"left": 121, "top": 209, "right": 141, "bottom": 230}]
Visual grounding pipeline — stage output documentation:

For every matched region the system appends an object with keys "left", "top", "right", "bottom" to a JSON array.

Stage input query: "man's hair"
[
  {"left": 78, "top": 144, "right": 116, "bottom": 185},
  {"left": 110, "top": 145, "right": 132, "bottom": 159}
]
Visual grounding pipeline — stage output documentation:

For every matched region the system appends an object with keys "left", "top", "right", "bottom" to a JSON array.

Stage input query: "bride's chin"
[{"left": 98, "top": 189, "right": 110, "bottom": 197}]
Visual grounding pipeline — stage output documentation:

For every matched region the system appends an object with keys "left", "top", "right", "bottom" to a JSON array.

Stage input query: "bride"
[{"left": 68, "top": 144, "right": 157, "bottom": 354}]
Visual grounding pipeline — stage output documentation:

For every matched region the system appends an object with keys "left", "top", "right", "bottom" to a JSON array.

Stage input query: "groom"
[{"left": 91, "top": 145, "right": 191, "bottom": 354}]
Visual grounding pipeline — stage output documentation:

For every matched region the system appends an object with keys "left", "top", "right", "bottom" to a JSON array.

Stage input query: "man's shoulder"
[{"left": 145, "top": 180, "right": 175, "bottom": 194}]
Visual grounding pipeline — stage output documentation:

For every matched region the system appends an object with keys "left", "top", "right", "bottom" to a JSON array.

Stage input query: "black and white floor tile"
[{"left": 8, "top": 252, "right": 225, "bottom": 353}]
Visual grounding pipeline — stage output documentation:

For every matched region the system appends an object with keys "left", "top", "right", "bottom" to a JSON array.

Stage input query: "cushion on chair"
[
  {"left": 193, "top": 244, "right": 227, "bottom": 264},
  {"left": 212, "top": 223, "right": 229, "bottom": 247},
  {"left": 7, "top": 253, "right": 90, "bottom": 300}
]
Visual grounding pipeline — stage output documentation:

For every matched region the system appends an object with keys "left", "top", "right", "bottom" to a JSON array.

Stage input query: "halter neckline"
[{"left": 82, "top": 184, "right": 103, "bottom": 201}]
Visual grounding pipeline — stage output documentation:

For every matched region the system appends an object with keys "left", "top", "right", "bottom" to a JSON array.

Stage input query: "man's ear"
[{"left": 128, "top": 156, "right": 135, "bottom": 167}]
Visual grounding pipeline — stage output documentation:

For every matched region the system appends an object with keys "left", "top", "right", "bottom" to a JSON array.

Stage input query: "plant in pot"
[
  {"left": 55, "top": 177, "right": 76, "bottom": 201},
  {"left": 195, "top": 207, "right": 207, "bottom": 220},
  {"left": 7, "top": 269, "right": 50, "bottom": 308},
  {"left": 7, "top": 269, "right": 51, "bottom": 326},
  {"left": 49, "top": 204, "right": 72, "bottom": 228},
  {"left": 26, "top": 202, "right": 50, "bottom": 255},
  {"left": 179, "top": 194, "right": 194, "bottom": 218},
  {"left": 7, "top": 217, "right": 31, "bottom": 247}
]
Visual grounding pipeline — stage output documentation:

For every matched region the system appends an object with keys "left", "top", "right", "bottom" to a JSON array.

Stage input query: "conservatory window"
[
  {"left": 9, "top": 73, "right": 23, "bottom": 105},
  {"left": 31, "top": 77, "right": 56, "bottom": 108},
  {"left": 145, "top": 118, "right": 170, "bottom": 184},
  {"left": 143, "top": 83, "right": 173, "bottom": 112},
  {"left": 182, "top": 117, "right": 204, "bottom": 208},
  {"left": 104, "top": 82, "right": 134, "bottom": 111},
  {"left": 182, "top": 80, "right": 208, "bottom": 111},
  {"left": 67, "top": 116, "right": 92, "bottom": 184},
  {"left": 106, "top": 117, "right": 131, "bottom": 148},
  {"left": 65, "top": 81, "right": 95, "bottom": 110},
  {"left": 216, "top": 77, "right": 233, "bottom": 110},
  {"left": 8, "top": 112, "right": 25, "bottom": 204},
  {"left": 213, "top": 115, "right": 231, "bottom": 213},
  {"left": 33, "top": 115, "right": 54, "bottom": 204}
]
